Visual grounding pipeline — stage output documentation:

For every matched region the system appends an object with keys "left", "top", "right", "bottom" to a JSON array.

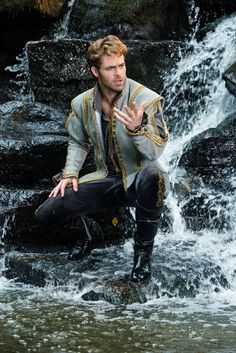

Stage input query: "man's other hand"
[{"left": 49, "top": 177, "right": 78, "bottom": 198}]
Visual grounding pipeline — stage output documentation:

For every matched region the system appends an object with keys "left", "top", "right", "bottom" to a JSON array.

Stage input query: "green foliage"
[
  {"left": 2, "top": 0, "right": 35, "bottom": 13},
  {"left": 104, "top": 0, "right": 154, "bottom": 22}
]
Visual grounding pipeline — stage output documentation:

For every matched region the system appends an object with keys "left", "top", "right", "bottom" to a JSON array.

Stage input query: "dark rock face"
[
  {"left": 223, "top": 61, "right": 236, "bottom": 97},
  {"left": 0, "top": 101, "right": 67, "bottom": 186},
  {"left": 27, "top": 38, "right": 191, "bottom": 111},
  {"left": 27, "top": 39, "right": 93, "bottom": 112},
  {"left": 179, "top": 113, "right": 236, "bottom": 188},
  {"left": 178, "top": 113, "right": 236, "bottom": 230},
  {"left": 194, "top": 0, "right": 236, "bottom": 33},
  {"left": 67, "top": 0, "right": 191, "bottom": 41}
]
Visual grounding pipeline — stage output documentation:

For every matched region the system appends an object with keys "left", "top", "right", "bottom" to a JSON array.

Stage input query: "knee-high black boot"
[
  {"left": 130, "top": 204, "right": 163, "bottom": 282},
  {"left": 67, "top": 216, "right": 104, "bottom": 261}
]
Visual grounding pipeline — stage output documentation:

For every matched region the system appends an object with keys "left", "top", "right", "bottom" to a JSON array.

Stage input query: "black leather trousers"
[{"left": 35, "top": 166, "right": 165, "bottom": 229}]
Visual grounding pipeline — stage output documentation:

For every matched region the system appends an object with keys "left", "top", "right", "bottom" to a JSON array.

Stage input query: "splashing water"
[
  {"left": 160, "top": 13, "right": 236, "bottom": 224},
  {"left": 163, "top": 14, "right": 236, "bottom": 145},
  {"left": 5, "top": 47, "right": 31, "bottom": 102},
  {"left": 54, "top": 0, "right": 77, "bottom": 39},
  {"left": 157, "top": 13, "right": 236, "bottom": 302}
]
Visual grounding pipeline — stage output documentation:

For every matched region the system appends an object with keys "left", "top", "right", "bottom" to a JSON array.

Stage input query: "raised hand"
[{"left": 113, "top": 101, "right": 146, "bottom": 132}]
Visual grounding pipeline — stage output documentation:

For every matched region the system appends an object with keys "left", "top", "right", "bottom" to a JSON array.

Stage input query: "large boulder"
[
  {"left": 67, "top": 0, "right": 191, "bottom": 41},
  {"left": 27, "top": 39, "right": 92, "bottom": 112},
  {"left": 177, "top": 113, "right": 236, "bottom": 230},
  {"left": 0, "top": 101, "right": 68, "bottom": 186},
  {"left": 0, "top": 101, "right": 97, "bottom": 187},
  {"left": 179, "top": 113, "right": 236, "bottom": 190},
  {"left": 223, "top": 61, "right": 236, "bottom": 97},
  {"left": 27, "top": 38, "right": 191, "bottom": 111}
]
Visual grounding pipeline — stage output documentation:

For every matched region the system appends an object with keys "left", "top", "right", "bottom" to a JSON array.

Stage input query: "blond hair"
[{"left": 87, "top": 35, "right": 128, "bottom": 68}]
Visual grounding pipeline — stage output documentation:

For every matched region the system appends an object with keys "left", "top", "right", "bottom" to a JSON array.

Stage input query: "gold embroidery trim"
[
  {"left": 111, "top": 109, "right": 128, "bottom": 191},
  {"left": 145, "top": 96, "right": 164, "bottom": 113},
  {"left": 130, "top": 85, "right": 145, "bottom": 107},
  {"left": 145, "top": 130, "right": 169, "bottom": 146},
  {"left": 89, "top": 100, "right": 108, "bottom": 176},
  {"left": 157, "top": 172, "right": 165, "bottom": 208},
  {"left": 65, "top": 110, "right": 74, "bottom": 129},
  {"left": 83, "top": 92, "right": 91, "bottom": 136},
  {"left": 108, "top": 120, "right": 120, "bottom": 172}
]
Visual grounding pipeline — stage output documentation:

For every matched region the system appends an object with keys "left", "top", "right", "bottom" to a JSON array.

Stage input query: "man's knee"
[
  {"left": 35, "top": 197, "right": 60, "bottom": 226},
  {"left": 136, "top": 166, "right": 160, "bottom": 191},
  {"left": 136, "top": 166, "right": 165, "bottom": 209},
  {"left": 35, "top": 202, "right": 49, "bottom": 225}
]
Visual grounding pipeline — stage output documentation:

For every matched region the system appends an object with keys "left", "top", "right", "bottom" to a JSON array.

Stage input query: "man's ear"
[{"left": 91, "top": 66, "right": 99, "bottom": 78}]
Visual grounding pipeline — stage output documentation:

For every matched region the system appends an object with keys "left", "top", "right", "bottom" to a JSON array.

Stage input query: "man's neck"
[
  {"left": 101, "top": 88, "right": 119, "bottom": 106},
  {"left": 99, "top": 87, "right": 121, "bottom": 116}
]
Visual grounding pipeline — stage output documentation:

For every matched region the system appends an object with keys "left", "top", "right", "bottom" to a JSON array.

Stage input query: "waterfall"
[
  {"left": 54, "top": 0, "right": 77, "bottom": 39},
  {"left": 154, "top": 13, "right": 236, "bottom": 299},
  {"left": 161, "top": 13, "right": 235, "bottom": 182},
  {"left": 185, "top": 0, "right": 201, "bottom": 38},
  {"left": 5, "top": 48, "right": 31, "bottom": 102},
  {"left": 164, "top": 14, "right": 236, "bottom": 142}
]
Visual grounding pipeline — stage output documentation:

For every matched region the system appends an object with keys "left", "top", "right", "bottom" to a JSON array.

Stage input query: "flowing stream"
[{"left": 0, "top": 13, "right": 236, "bottom": 353}]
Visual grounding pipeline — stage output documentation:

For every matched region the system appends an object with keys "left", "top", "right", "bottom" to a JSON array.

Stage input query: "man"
[{"left": 35, "top": 35, "right": 169, "bottom": 282}]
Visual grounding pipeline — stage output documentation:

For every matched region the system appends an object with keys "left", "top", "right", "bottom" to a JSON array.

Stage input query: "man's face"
[{"left": 92, "top": 54, "right": 127, "bottom": 93}]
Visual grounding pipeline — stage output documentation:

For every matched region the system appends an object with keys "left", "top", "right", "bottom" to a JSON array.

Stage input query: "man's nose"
[{"left": 114, "top": 67, "right": 122, "bottom": 75}]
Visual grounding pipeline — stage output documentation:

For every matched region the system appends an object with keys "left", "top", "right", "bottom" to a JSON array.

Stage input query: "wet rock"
[
  {"left": 27, "top": 38, "right": 191, "bottom": 111},
  {"left": 223, "top": 61, "right": 236, "bottom": 97},
  {"left": 0, "top": 5, "right": 58, "bottom": 78},
  {"left": 4, "top": 252, "right": 147, "bottom": 304},
  {"left": 154, "top": 263, "right": 229, "bottom": 298},
  {"left": 27, "top": 39, "right": 92, "bottom": 112},
  {"left": 4, "top": 252, "right": 48, "bottom": 287},
  {"left": 0, "top": 76, "right": 22, "bottom": 105},
  {"left": 179, "top": 113, "right": 236, "bottom": 190},
  {"left": 67, "top": 0, "right": 191, "bottom": 41},
  {"left": 0, "top": 101, "right": 68, "bottom": 186},
  {"left": 182, "top": 193, "right": 233, "bottom": 231},
  {"left": 178, "top": 113, "right": 236, "bottom": 230},
  {"left": 193, "top": 0, "right": 236, "bottom": 37},
  {"left": 82, "top": 279, "right": 147, "bottom": 305},
  {"left": 126, "top": 40, "right": 191, "bottom": 96},
  {"left": 0, "top": 100, "right": 94, "bottom": 187}
]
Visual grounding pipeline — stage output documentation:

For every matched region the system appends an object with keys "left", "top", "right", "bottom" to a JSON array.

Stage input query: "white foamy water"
[
  {"left": 156, "top": 13, "right": 236, "bottom": 306},
  {"left": 163, "top": 13, "right": 236, "bottom": 165},
  {"left": 55, "top": 0, "right": 77, "bottom": 39}
]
